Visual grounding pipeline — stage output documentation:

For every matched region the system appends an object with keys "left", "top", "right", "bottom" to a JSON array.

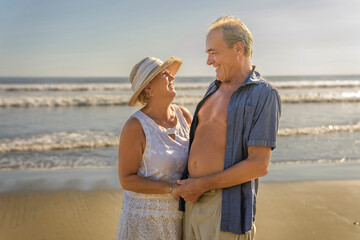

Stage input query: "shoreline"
[{"left": 1, "top": 161, "right": 360, "bottom": 193}]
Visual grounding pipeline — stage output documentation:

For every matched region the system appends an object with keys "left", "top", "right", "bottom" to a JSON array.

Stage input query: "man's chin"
[{"left": 216, "top": 77, "right": 225, "bottom": 82}]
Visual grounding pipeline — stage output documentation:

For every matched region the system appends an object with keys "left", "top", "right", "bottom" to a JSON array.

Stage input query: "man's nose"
[{"left": 206, "top": 55, "right": 213, "bottom": 66}]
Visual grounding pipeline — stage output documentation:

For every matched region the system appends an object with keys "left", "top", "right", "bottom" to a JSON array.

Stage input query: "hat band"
[{"left": 132, "top": 58, "right": 163, "bottom": 92}]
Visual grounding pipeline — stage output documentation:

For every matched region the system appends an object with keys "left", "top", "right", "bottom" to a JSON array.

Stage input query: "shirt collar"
[
  {"left": 214, "top": 65, "right": 261, "bottom": 89},
  {"left": 241, "top": 65, "right": 261, "bottom": 87}
]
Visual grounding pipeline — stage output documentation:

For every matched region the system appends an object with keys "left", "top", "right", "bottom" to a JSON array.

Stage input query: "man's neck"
[{"left": 222, "top": 61, "right": 253, "bottom": 90}]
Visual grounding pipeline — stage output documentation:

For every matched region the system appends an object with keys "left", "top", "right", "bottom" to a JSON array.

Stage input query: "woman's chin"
[
  {"left": 169, "top": 89, "right": 176, "bottom": 96},
  {"left": 169, "top": 92, "right": 176, "bottom": 102}
]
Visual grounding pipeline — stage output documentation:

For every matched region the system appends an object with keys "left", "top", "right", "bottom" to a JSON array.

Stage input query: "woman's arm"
[{"left": 118, "top": 117, "right": 174, "bottom": 194}]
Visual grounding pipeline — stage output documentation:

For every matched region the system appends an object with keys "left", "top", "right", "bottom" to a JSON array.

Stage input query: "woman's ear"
[{"left": 143, "top": 85, "right": 153, "bottom": 97}]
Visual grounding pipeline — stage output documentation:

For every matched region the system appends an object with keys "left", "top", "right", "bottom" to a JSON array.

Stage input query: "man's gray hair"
[{"left": 208, "top": 16, "right": 253, "bottom": 57}]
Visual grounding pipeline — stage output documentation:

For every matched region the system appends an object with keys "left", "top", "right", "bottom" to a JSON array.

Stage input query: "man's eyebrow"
[{"left": 205, "top": 48, "right": 215, "bottom": 53}]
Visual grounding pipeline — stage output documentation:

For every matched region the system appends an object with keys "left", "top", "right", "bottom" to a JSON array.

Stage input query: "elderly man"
[{"left": 174, "top": 16, "right": 281, "bottom": 239}]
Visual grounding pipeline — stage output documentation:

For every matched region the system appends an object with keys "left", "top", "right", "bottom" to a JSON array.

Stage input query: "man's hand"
[{"left": 175, "top": 178, "right": 207, "bottom": 203}]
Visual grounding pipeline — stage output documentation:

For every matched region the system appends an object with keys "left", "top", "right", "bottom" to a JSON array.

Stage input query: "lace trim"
[
  {"left": 122, "top": 191, "right": 182, "bottom": 215},
  {"left": 116, "top": 210, "right": 182, "bottom": 240}
]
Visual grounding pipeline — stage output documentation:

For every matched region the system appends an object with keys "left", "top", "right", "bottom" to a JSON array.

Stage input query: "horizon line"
[{"left": 1, "top": 73, "right": 360, "bottom": 78}]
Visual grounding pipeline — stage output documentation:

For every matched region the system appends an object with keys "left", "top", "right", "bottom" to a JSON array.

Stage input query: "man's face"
[{"left": 206, "top": 30, "right": 240, "bottom": 82}]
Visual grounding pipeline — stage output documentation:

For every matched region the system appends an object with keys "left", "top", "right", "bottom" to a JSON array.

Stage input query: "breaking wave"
[
  {"left": 0, "top": 95, "right": 206, "bottom": 108},
  {"left": 1, "top": 80, "right": 360, "bottom": 92},
  {"left": 0, "top": 83, "right": 128, "bottom": 92},
  {"left": 1, "top": 91, "right": 360, "bottom": 108},
  {"left": 273, "top": 80, "right": 360, "bottom": 89},
  {"left": 0, "top": 150, "right": 117, "bottom": 170},
  {"left": 280, "top": 91, "right": 360, "bottom": 103},
  {"left": 0, "top": 95, "right": 131, "bottom": 108},
  {"left": 1, "top": 122, "right": 359, "bottom": 153},
  {"left": 278, "top": 122, "right": 360, "bottom": 136},
  {"left": 0, "top": 83, "right": 209, "bottom": 92},
  {"left": 271, "top": 158, "right": 360, "bottom": 165},
  {"left": 0, "top": 131, "right": 119, "bottom": 153},
  {"left": 1, "top": 152, "right": 359, "bottom": 171}
]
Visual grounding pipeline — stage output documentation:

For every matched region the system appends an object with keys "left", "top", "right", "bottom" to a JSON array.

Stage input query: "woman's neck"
[{"left": 141, "top": 99, "right": 175, "bottom": 124}]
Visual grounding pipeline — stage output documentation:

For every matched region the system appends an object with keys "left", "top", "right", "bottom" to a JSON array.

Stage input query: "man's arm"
[{"left": 175, "top": 145, "right": 270, "bottom": 202}]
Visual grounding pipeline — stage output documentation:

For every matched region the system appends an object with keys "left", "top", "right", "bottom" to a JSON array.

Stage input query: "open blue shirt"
[{"left": 180, "top": 67, "right": 281, "bottom": 235}]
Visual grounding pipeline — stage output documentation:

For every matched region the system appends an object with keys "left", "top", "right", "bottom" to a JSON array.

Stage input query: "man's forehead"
[
  {"left": 206, "top": 30, "right": 224, "bottom": 52},
  {"left": 207, "top": 29, "right": 223, "bottom": 40}
]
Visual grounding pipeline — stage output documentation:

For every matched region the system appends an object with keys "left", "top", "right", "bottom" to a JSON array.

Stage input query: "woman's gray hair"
[{"left": 208, "top": 16, "right": 253, "bottom": 57}]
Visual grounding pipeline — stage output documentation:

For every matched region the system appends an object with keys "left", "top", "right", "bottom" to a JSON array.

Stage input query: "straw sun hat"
[{"left": 128, "top": 56, "right": 182, "bottom": 106}]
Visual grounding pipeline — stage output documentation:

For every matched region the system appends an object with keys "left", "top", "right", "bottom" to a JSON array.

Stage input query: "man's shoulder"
[
  {"left": 249, "top": 68, "right": 274, "bottom": 89},
  {"left": 249, "top": 77, "right": 278, "bottom": 95},
  {"left": 246, "top": 76, "right": 280, "bottom": 108},
  {"left": 254, "top": 72, "right": 275, "bottom": 87}
]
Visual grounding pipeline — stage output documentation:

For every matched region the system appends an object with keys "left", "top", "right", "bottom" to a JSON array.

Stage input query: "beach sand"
[
  {"left": 0, "top": 181, "right": 359, "bottom": 240},
  {"left": 256, "top": 181, "right": 360, "bottom": 240}
]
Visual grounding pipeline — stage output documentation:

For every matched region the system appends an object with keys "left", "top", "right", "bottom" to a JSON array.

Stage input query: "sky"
[{"left": 0, "top": 0, "right": 359, "bottom": 77}]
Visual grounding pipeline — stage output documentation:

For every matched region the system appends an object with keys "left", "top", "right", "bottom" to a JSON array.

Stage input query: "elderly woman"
[{"left": 116, "top": 56, "right": 192, "bottom": 240}]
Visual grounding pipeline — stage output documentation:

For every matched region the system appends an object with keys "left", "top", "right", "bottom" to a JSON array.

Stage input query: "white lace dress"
[{"left": 116, "top": 105, "right": 189, "bottom": 240}]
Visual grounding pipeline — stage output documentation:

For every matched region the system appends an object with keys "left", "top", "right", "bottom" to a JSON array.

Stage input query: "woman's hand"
[{"left": 171, "top": 183, "right": 181, "bottom": 200}]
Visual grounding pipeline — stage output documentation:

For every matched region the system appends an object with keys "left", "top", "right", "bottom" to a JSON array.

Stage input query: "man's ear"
[{"left": 234, "top": 41, "right": 245, "bottom": 56}]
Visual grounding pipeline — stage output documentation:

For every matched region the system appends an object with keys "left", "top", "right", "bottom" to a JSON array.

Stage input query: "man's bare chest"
[{"left": 198, "top": 90, "right": 232, "bottom": 125}]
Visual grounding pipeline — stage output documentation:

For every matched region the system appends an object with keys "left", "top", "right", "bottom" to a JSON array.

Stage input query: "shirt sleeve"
[{"left": 248, "top": 87, "right": 281, "bottom": 149}]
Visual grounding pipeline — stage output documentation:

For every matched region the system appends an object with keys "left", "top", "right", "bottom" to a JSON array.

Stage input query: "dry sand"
[{"left": 0, "top": 181, "right": 359, "bottom": 240}]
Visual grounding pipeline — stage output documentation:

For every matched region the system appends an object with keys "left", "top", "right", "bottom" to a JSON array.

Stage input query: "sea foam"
[
  {"left": 0, "top": 131, "right": 118, "bottom": 153},
  {"left": 0, "top": 80, "right": 359, "bottom": 92},
  {"left": 278, "top": 122, "right": 360, "bottom": 136},
  {"left": 1, "top": 122, "right": 360, "bottom": 153},
  {"left": 1, "top": 91, "right": 360, "bottom": 108}
]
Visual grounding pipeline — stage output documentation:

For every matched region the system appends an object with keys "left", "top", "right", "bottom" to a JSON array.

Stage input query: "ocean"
[{"left": 1, "top": 75, "right": 360, "bottom": 171}]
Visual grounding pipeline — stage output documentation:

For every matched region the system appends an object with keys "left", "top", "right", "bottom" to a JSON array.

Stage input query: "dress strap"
[
  {"left": 132, "top": 111, "right": 150, "bottom": 131},
  {"left": 172, "top": 104, "right": 190, "bottom": 131}
]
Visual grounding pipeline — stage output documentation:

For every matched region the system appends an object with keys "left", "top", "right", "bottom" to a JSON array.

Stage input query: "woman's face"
[{"left": 148, "top": 68, "right": 176, "bottom": 99}]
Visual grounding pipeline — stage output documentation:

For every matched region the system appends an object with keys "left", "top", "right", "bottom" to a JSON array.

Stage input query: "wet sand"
[{"left": 0, "top": 181, "right": 359, "bottom": 240}]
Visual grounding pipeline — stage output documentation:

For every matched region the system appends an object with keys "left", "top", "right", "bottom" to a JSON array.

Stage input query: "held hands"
[
  {"left": 171, "top": 178, "right": 205, "bottom": 204},
  {"left": 170, "top": 183, "right": 181, "bottom": 200}
]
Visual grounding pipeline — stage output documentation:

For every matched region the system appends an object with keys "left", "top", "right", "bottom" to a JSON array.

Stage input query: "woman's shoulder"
[{"left": 120, "top": 116, "right": 145, "bottom": 139}]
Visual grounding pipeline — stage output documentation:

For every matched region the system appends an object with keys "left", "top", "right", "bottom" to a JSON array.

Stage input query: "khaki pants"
[{"left": 183, "top": 189, "right": 255, "bottom": 240}]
